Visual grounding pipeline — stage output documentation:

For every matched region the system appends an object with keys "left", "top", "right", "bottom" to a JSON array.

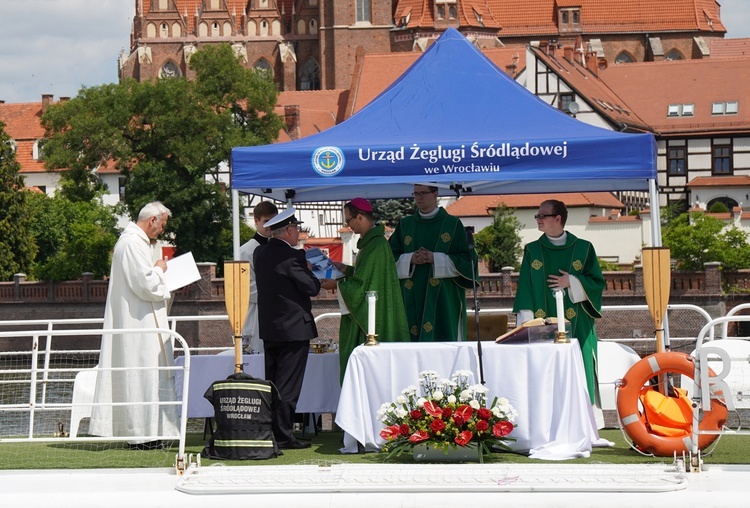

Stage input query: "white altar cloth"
[
  {"left": 175, "top": 351, "right": 340, "bottom": 417},
  {"left": 335, "top": 341, "right": 599, "bottom": 460}
]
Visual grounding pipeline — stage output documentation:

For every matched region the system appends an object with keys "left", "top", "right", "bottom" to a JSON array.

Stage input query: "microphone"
[{"left": 465, "top": 226, "right": 475, "bottom": 250}]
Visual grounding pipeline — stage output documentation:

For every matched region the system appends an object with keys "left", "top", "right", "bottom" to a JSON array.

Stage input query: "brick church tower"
[{"left": 119, "top": 0, "right": 393, "bottom": 92}]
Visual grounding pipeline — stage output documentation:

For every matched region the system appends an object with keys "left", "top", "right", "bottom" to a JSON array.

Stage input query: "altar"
[
  {"left": 335, "top": 341, "right": 600, "bottom": 460},
  {"left": 175, "top": 351, "right": 340, "bottom": 418}
]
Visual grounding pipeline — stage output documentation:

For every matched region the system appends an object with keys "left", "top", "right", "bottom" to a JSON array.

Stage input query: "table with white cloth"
[
  {"left": 334, "top": 341, "right": 599, "bottom": 460},
  {"left": 174, "top": 350, "right": 340, "bottom": 418}
]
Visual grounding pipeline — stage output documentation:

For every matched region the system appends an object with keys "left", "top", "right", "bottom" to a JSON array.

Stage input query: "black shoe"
[
  {"left": 278, "top": 439, "right": 311, "bottom": 450},
  {"left": 128, "top": 440, "right": 164, "bottom": 450},
  {"left": 296, "top": 436, "right": 312, "bottom": 442}
]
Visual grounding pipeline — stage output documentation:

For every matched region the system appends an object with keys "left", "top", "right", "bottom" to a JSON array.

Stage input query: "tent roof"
[{"left": 231, "top": 28, "right": 656, "bottom": 203}]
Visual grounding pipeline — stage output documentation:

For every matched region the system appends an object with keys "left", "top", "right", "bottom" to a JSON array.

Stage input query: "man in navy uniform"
[{"left": 254, "top": 207, "right": 321, "bottom": 449}]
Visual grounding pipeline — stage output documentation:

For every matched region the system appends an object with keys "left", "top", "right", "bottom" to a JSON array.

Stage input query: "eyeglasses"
[
  {"left": 287, "top": 224, "right": 303, "bottom": 232},
  {"left": 412, "top": 191, "right": 435, "bottom": 198},
  {"left": 344, "top": 215, "right": 357, "bottom": 225},
  {"left": 534, "top": 213, "right": 557, "bottom": 220}
]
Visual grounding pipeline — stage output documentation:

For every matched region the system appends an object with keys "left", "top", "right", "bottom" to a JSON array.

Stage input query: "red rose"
[
  {"left": 430, "top": 419, "right": 446, "bottom": 433},
  {"left": 454, "top": 430, "right": 473, "bottom": 446},
  {"left": 477, "top": 408, "right": 492, "bottom": 421},
  {"left": 409, "top": 430, "right": 430, "bottom": 443},
  {"left": 454, "top": 404, "right": 473, "bottom": 421},
  {"left": 423, "top": 401, "right": 442, "bottom": 417},
  {"left": 453, "top": 415, "right": 465, "bottom": 427},
  {"left": 442, "top": 407, "right": 453, "bottom": 418},
  {"left": 399, "top": 424, "right": 411, "bottom": 436},
  {"left": 410, "top": 409, "right": 423, "bottom": 419},
  {"left": 379, "top": 424, "right": 401, "bottom": 441},
  {"left": 493, "top": 420, "right": 514, "bottom": 437},
  {"left": 476, "top": 420, "right": 489, "bottom": 432}
]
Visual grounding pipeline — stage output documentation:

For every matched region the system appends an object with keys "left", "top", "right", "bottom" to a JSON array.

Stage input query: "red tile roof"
[
  {"left": 274, "top": 89, "right": 349, "bottom": 141},
  {"left": 598, "top": 57, "right": 750, "bottom": 135},
  {"left": 0, "top": 101, "right": 50, "bottom": 174},
  {"left": 709, "top": 37, "right": 750, "bottom": 58},
  {"left": 482, "top": 0, "right": 726, "bottom": 37},
  {"left": 530, "top": 46, "right": 651, "bottom": 131},
  {"left": 687, "top": 176, "right": 750, "bottom": 187},
  {"left": 445, "top": 192, "right": 624, "bottom": 216},
  {"left": 349, "top": 47, "right": 526, "bottom": 115}
]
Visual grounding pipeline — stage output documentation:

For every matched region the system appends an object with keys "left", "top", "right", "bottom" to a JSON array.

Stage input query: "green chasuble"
[
  {"left": 389, "top": 208, "right": 477, "bottom": 342},
  {"left": 337, "top": 223, "right": 410, "bottom": 382},
  {"left": 513, "top": 232, "right": 605, "bottom": 404}
]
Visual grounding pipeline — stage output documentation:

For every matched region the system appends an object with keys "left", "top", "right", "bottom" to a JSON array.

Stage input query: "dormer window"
[
  {"left": 33, "top": 139, "right": 45, "bottom": 160},
  {"left": 559, "top": 7, "right": 581, "bottom": 33},
  {"left": 5, "top": 138, "right": 17, "bottom": 153},
  {"left": 474, "top": 9, "right": 484, "bottom": 27},
  {"left": 435, "top": 0, "right": 456, "bottom": 21}
]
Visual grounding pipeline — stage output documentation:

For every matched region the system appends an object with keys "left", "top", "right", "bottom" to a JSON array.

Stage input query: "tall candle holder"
[
  {"left": 553, "top": 289, "right": 570, "bottom": 344},
  {"left": 365, "top": 290, "right": 379, "bottom": 346}
]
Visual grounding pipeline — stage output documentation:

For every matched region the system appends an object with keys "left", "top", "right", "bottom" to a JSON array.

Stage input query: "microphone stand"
[{"left": 466, "top": 227, "right": 485, "bottom": 385}]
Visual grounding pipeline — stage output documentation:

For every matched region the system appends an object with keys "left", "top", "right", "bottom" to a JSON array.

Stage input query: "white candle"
[
  {"left": 554, "top": 289, "right": 565, "bottom": 334},
  {"left": 367, "top": 291, "right": 377, "bottom": 336}
]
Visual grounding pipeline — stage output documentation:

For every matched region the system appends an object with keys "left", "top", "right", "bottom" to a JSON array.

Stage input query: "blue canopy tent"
[{"left": 230, "top": 28, "right": 660, "bottom": 251}]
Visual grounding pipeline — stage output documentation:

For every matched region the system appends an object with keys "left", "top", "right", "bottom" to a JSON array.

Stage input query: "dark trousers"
[{"left": 264, "top": 340, "right": 310, "bottom": 444}]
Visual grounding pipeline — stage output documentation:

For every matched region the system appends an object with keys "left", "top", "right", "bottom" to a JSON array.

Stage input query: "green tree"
[
  {"left": 41, "top": 44, "right": 284, "bottom": 264},
  {"left": 0, "top": 121, "right": 37, "bottom": 280},
  {"left": 474, "top": 205, "right": 523, "bottom": 271},
  {"left": 25, "top": 192, "right": 119, "bottom": 281},
  {"left": 663, "top": 212, "right": 750, "bottom": 270},
  {"left": 371, "top": 198, "right": 414, "bottom": 227}
]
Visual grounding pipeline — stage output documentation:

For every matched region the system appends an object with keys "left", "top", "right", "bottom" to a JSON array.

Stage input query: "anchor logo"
[{"left": 312, "top": 146, "right": 345, "bottom": 176}]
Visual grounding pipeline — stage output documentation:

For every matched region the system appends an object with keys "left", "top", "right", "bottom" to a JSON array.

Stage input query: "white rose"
[
  {"left": 433, "top": 390, "right": 444, "bottom": 401},
  {"left": 459, "top": 389, "right": 472, "bottom": 402},
  {"left": 469, "top": 400, "right": 480, "bottom": 410},
  {"left": 396, "top": 395, "right": 407, "bottom": 405},
  {"left": 417, "top": 397, "right": 427, "bottom": 407},
  {"left": 395, "top": 408, "right": 408, "bottom": 418},
  {"left": 447, "top": 395, "right": 457, "bottom": 404}
]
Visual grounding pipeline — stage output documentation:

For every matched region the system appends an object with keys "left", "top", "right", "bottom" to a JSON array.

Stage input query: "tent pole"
[
  {"left": 232, "top": 189, "right": 240, "bottom": 260},
  {"left": 649, "top": 178, "right": 662, "bottom": 247}
]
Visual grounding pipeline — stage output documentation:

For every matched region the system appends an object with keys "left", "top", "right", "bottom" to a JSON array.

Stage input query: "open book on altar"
[
  {"left": 495, "top": 317, "right": 570, "bottom": 344},
  {"left": 305, "top": 247, "right": 345, "bottom": 280}
]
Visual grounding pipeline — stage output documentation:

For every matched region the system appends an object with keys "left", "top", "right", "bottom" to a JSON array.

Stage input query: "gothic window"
[
  {"left": 159, "top": 0, "right": 168, "bottom": 9},
  {"left": 210, "top": 0, "right": 220, "bottom": 9},
  {"left": 254, "top": 58, "right": 273, "bottom": 76},
  {"left": 147, "top": 22, "right": 157, "bottom": 38},
  {"left": 160, "top": 23, "right": 169, "bottom": 38},
  {"left": 299, "top": 59, "right": 321, "bottom": 90},
  {"left": 212, "top": 22, "right": 220, "bottom": 36},
  {"left": 665, "top": 49, "right": 684, "bottom": 61},
  {"left": 272, "top": 19, "right": 281, "bottom": 34},
  {"left": 356, "top": 0, "right": 371, "bottom": 23},
  {"left": 223, "top": 21, "right": 232, "bottom": 36},
  {"left": 437, "top": 6, "right": 444, "bottom": 20},
  {"left": 712, "top": 141, "right": 733, "bottom": 175},
  {"left": 247, "top": 20, "right": 257, "bottom": 36},
  {"left": 159, "top": 60, "right": 181, "bottom": 78},
  {"left": 309, "top": 19, "right": 317, "bottom": 34},
  {"left": 173, "top": 22, "right": 182, "bottom": 37},
  {"left": 449, "top": 5, "right": 456, "bottom": 19},
  {"left": 260, "top": 20, "right": 269, "bottom": 36},
  {"left": 199, "top": 22, "right": 208, "bottom": 37},
  {"left": 615, "top": 51, "right": 635, "bottom": 64},
  {"left": 297, "top": 19, "right": 306, "bottom": 35},
  {"left": 259, "top": 0, "right": 268, "bottom": 7}
]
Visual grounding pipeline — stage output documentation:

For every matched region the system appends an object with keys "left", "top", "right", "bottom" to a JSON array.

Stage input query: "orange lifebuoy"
[{"left": 616, "top": 352, "right": 727, "bottom": 456}]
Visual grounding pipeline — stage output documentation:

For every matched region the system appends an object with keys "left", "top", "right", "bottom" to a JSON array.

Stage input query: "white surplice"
[
  {"left": 238, "top": 236, "right": 264, "bottom": 353},
  {"left": 89, "top": 222, "right": 179, "bottom": 443}
]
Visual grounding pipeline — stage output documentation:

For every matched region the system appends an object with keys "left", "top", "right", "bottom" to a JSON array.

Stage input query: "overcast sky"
[{"left": 1, "top": 0, "right": 749, "bottom": 104}]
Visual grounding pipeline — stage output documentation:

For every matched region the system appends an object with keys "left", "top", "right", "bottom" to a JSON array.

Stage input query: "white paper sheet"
[{"left": 163, "top": 252, "right": 201, "bottom": 292}]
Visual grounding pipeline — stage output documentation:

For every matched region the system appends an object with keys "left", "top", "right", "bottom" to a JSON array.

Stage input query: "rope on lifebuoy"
[{"left": 616, "top": 351, "right": 727, "bottom": 457}]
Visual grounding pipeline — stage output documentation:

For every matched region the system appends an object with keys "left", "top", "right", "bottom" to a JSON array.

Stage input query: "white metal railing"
[{"left": 0, "top": 326, "right": 191, "bottom": 472}]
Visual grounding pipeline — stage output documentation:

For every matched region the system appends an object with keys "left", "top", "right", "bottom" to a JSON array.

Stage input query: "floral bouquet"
[{"left": 377, "top": 370, "right": 518, "bottom": 461}]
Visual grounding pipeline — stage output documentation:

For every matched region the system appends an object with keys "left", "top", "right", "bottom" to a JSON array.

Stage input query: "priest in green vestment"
[
  {"left": 389, "top": 184, "right": 478, "bottom": 342},
  {"left": 321, "top": 199, "right": 410, "bottom": 382},
  {"left": 513, "top": 199, "right": 605, "bottom": 408}
]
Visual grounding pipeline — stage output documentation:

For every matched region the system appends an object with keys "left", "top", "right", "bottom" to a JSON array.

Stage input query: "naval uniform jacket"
[{"left": 254, "top": 237, "right": 320, "bottom": 343}]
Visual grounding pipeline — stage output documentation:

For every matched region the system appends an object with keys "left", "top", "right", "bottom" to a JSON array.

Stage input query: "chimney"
[
  {"left": 563, "top": 46, "right": 574, "bottom": 61},
  {"left": 585, "top": 51, "right": 598, "bottom": 75},
  {"left": 41, "top": 94, "right": 53, "bottom": 112},
  {"left": 59, "top": 97, "right": 70, "bottom": 103},
  {"left": 284, "top": 104, "right": 301, "bottom": 140},
  {"left": 0, "top": 100, "right": 5, "bottom": 104}
]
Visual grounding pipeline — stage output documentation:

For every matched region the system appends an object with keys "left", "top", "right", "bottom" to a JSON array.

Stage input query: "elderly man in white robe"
[{"left": 90, "top": 201, "right": 179, "bottom": 449}]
